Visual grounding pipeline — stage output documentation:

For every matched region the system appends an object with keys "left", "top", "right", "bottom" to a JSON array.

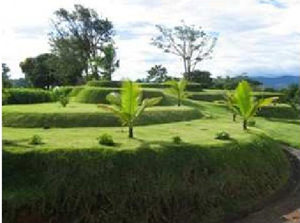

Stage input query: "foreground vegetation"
[{"left": 2, "top": 80, "right": 299, "bottom": 223}]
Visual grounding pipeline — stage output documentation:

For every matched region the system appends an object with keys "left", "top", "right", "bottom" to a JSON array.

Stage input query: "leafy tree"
[
  {"left": 91, "top": 44, "right": 119, "bottom": 80},
  {"left": 152, "top": 21, "right": 217, "bottom": 77},
  {"left": 50, "top": 4, "right": 114, "bottom": 80},
  {"left": 2, "top": 63, "right": 12, "bottom": 88},
  {"left": 50, "top": 37, "right": 86, "bottom": 85},
  {"left": 184, "top": 70, "right": 212, "bottom": 87},
  {"left": 19, "top": 53, "right": 60, "bottom": 89},
  {"left": 146, "top": 65, "right": 170, "bottom": 83},
  {"left": 225, "top": 91, "right": 238, "bottom": 122},
  {"left": 229, "top": 81, "right": 277, "bottom": 130},
  {"left": 212, "top": 75, "right": 262, "bottom": 90},
  {"left": 98, "top": 80, "right": 162, "bottom": 138},
  {"left": 165, "top": 79, "right": 188, "bottom": 107},
  {"left": 283, "top": 84, "right": 300, "bottom": 111}
]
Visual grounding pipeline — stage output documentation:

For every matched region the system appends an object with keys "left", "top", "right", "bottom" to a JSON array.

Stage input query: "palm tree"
[
  {"left": 224, "top": 91, "right": 238, "bottom": 121},
  {"left": 230, "top": 80, "right": 278, "bottom": 130},
  {"left": 98, "top": 80, "right": 162, "bottom": 138},
  {"left": 165, "top": 79, "right": 188, "bottom": 107}
]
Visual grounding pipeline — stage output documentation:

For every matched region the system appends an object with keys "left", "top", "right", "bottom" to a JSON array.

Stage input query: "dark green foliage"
[
  {"left": 19, "top": 53, "right": 61, "bottom": 89},
  {"left": 98, "top": 133, "right": 115, "bottom": 146},
  {"left": 2, "top": 63, "right": 12, "bottom": 88},
  {"left": 76, "top": 87, "right": 169, "bottom": 105},
  {"left": 212, "top": 75, "right": 262, "bottom": 90},
  {"left": 184, "top": 70, "right": 212, "bottom": 88},
  {"left": 188, "top": 93, "right": 224, "bottom": 102},
  {"left": 2, "top": 107, "right": 202, "bottom": 128},
  {"left": 215, "top": 131, "right": 231, "bottom": 140},
  {"left": 258, "top": 106, "right": 299, "bottom": 119},
  {"left": 2, "top": 137, "right": 289, "bottom": 223},
  {"left": 172, "top": 136, "right": 182, "bottom": 144},
  {"left": 4, "top": 88, "right": 54, "bottom": 104},
  {"left": 59, "top": 96, "right": 69, "bottom": 107},
  {"left": 146, "top": 65, "right": 170, "bottom": 82},
  {"left": 29, "top": 135, "right": 43, "bottom": 145},
  {"left": 50, "top": 4, "right": 114, "bottom": 80}
]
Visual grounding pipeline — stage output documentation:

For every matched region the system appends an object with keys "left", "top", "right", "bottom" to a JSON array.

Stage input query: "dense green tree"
[
  {"left": 152, "top": 21, "right": 217, "bottom": 77},
  {"left": 146, "top": 65, "right": 170, "bottom": 83},
  {"left": 50, "top": 4, "right": 114, "bottom": 80},
  {"left": 19, "top": 53, "right": 60, "bottom": 89},
  {"left": 184, "top": 70, "right": 212, "bottom": 87},
  {"left": 2, "top": 63, "right": 12, "bottom": 88},
  {"left": 98, "top": 80, "right": 162, "bottom": 138},
  {"left": 165, "top": 79, "right": 188, "bottom": 107},
  {"left": 91, "top": 44, "right": 119, "bottom": 80},
  {"left": 50, "top": 37, "right": 86, "bottom": 85},
  {"left": 283, "top": 84, "right": 300, "bottom": 111}
]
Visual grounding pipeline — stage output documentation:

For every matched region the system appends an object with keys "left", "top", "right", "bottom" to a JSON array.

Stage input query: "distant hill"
[{"left": 251, "top": 75, "right": 299, "bottom": 89}]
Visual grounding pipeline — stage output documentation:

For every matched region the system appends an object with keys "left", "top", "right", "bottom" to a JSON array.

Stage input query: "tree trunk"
[
  {"left": 233, "top": 114, "right": 236, "bottom": 122},
  {"left": 243, "top": 120, "right": 248, "bottom": 130},
  {"left": 129, "top": 126, "right": 133, "bottom": 138}
]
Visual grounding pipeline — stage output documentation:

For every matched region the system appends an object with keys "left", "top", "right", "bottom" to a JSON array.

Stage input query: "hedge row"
[
  {"left": 188, "top": 92, "right": 283, "bottom": 102},
  {"left": 75, "top": 87, "right": 171, "bottom": 106},
  {"left": 2, "top": 107, "right": 203, "bottom": 128},
  {"left": 3, "top": 137, "right": 289, "bottom": 223},
  {"left": 86, "top": 81, "right": 203, "bottom": 92},
  {"left": 3, "top": 88, "right": 54, "bottom": 104},
  {"left": 258, "top": 106, "right": 299, "bottom": 119}
]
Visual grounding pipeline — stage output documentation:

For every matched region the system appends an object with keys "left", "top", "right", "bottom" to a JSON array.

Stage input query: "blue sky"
[{"left": 1, "top": 0, "right": 299, "bottom": 80}]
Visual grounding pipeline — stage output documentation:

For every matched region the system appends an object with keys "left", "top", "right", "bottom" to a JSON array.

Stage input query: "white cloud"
[{"left": 1, "top": 0, "right": 299, "bottom": 79}]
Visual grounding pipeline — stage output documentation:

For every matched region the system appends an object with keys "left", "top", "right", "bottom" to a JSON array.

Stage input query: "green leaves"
[
  {"left": 98, "top": 80, "right": 162, "bottom": 138},
  {"left": 228, "top": 80, "right": 278, "bottom": 129},
  {"left": 165, "top": 79, "right": 188, "bottom": 106}
]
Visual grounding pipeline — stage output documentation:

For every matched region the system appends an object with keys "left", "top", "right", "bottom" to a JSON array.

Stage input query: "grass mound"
[
  {"left": 75, "top": 87, "right": 171, "bottom": 105},
  {"left": 2, "top": 103, "right": 202, "bottom": 128},
  {"left": 2, "top": 135, "right": 290, "bottom": 223}
]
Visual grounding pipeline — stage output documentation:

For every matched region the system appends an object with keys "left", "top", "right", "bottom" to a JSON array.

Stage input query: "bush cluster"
[
  {"left": 3, "top": 88, "right": 54, "bottom": 104},
  {"left": 98, "top": 133, "right": 115, "bottom": 146}
]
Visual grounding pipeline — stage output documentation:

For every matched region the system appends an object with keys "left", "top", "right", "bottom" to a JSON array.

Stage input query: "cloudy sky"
[{"left": 1, "top": 0, "right": 299, "bottom": 80}]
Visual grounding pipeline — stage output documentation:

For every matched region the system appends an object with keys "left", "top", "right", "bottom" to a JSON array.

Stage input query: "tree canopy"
[
  {"left": 146, "top": 65, "right": 170, "bottom": 83},
  {"left": 19, "top": 53, "right": 60, "bottom": 89},
  {"left": 152, "top": 21, "right": 217, "bottom": 77},
  {"left": 49, "top": 4, "right": 114, "bottom": 80},
  {"left": 2, "top": 63, "right": 12, "bottom": 88}
]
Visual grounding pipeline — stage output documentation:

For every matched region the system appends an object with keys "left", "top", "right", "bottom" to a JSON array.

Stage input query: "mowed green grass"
[
  {"left": 2, "top": 118, "right": 256, "bottom": 151},
  {"left": 2, "top": 102, "right": 185, "bottom": 113},
  {"left": 3, "top": 99, "right": 299, "bottom": 149}
]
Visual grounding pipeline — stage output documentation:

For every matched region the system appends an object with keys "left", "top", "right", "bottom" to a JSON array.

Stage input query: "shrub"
[
  {"left": 257, "top": 105, "right": 299, "bottom": 119},
  {"left": 172, "top": 136, "right": 182, "bottom": 144},
  {"left": 59, "top": 96, "right": 69, "bottom": 107},
  {"left": 215, "top": 131, "right": 231, "bottom": 140},
  {"left": 29, "top": 135, "right": 43, "bottom": 145},
  {"left": 98, "top": 133, "right": 115, "bottom": 146},
  {"left": 4, "top": 88, "right": 54, "bottom": 104}
]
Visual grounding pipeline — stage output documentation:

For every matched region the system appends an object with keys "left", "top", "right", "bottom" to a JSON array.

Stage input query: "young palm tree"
[
  {"left": 224, "top": 91, "right": 238, "bottom": 122},
  {"left": 165, "top": 79, "right": 188, "bottom": 107},
  {"left": 230, "top": 80, "right": 278, "bottom": 130},
  {"left": 98, "top": 80, "right": 162, "bottom": 138}
]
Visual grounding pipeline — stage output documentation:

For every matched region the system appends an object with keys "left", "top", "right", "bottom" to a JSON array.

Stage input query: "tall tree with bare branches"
[{"left": 151, "top": 21, "right": 217, "bottom": 78}]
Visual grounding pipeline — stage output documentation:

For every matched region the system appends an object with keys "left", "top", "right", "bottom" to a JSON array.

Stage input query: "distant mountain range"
[{"left": 251, "top": 75, "right": 299, "bottom": 89}]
